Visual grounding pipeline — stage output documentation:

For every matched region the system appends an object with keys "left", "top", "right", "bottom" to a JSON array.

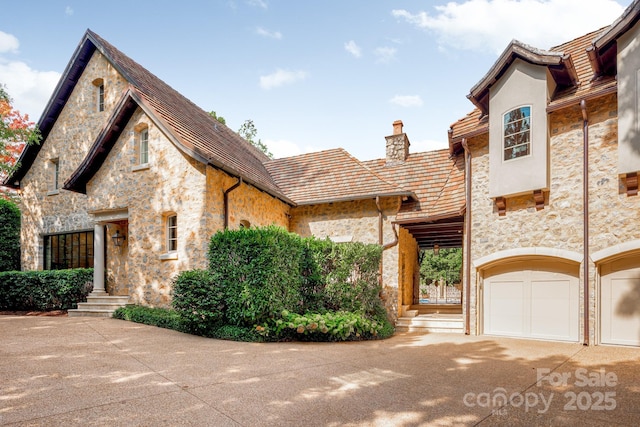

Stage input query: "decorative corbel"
[
  {"left": 626, "top": 172, "right": 638, "bottom": 196},
  {"left": 533, "top": 189, "right": 545, "bottom": 210},
  {"left": 495, "top": 197, "right": 506, "bottom": 216}
]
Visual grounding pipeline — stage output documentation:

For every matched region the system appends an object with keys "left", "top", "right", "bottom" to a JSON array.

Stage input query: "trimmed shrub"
[
  {"left": 165, "top": 226, "right": 393, "bottom": 342},
  {"left": 113, "top": 306, "right": 186, "bottom": 331},
  {"left": 171, "top": 269, "right": 224, "bottom": 334},
  {"left": 0, "top": 198, "right": 20, "bottom": 272},
  {"left": 0, "top": 268, "right": 93, "bottom": 310},
  {"left": 208, "top": 226, "right": 305, "bottom": 326}
]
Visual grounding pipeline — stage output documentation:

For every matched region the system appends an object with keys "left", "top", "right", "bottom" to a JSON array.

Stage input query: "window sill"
[
  {"left": 159, "top": 252, "right": 178, "bottom": 261},
  {"left": 132, "top": 163, "right": 150, "bottom": 172},
  {"left": 47, "top": 189, "right": 60, "bottom": 196}
]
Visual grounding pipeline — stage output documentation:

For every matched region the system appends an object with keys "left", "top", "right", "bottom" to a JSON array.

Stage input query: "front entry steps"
[
  {"left": 396, "top": 304, "right": 464, "bottom": 333},
  {"left": 68, "top": 292, "right": 129, "bottom": 318}
]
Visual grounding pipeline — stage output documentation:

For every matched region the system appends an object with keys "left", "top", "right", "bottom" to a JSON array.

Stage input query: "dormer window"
[
  {"left": 92, "top": 78, "right": 105, "bottom": 112},
  {"left": 503, "top": 106, "right": 531, "bottom": 161}
]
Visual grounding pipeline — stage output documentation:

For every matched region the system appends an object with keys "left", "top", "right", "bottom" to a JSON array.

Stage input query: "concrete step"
[
  {"left": 67, "top": 294, "right": 129, "bottom": 318},
  {"left": 409, "top": 304, "right": 462, "bottom": 315},
  {"left": 396, "top": 314, "right": 464, "bottom": 333}
]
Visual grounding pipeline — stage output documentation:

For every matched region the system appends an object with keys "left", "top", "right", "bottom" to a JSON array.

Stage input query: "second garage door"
[
  {"left": 483, "top": 259, "right": 579, "bottom": 342},
  {"left": 600, "top": 257, "right": 640, "bottom": 346}
]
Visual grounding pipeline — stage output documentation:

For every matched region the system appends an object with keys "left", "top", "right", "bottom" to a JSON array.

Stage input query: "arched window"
[
  {"left": 92, "top": 78, "right": 105, "bottom": 112},
  {"left": 239, "top": 220, "right": 251, "bottom": 229},
  {"left": 503, "top": 106, "right": 531, "bottom": 160}
]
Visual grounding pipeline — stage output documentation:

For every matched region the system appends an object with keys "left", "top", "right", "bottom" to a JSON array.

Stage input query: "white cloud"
[
  {"left": 390, "top": 95, "right": 424, "bottom": 108},
  {"left": 344, "top": 40, "right": 362, "bottom": 58},
  {"left": 0, "top": 31, "right": 19, "bottom": 53},
  {"left": 259, "top": 69, "right": 308, "bottom": 90},
  {"left": 0, "top": 59, "right": 60, "bottom": 120},
  {"left": 0, "top": 32, "right": 59, "bottom": 120},
  {"left": 374, "top": 46, "right": 397, "bottom": 63},
  {"left": 65, "top": 6, "right": 74, "bottom": 16},
  {"left": 256, "top": 27, "right": 282, "bottom": 39},
  {"left": 248, "top": 0, "right": 268, "bottom": 9},
  {"left": 410, "top": 138, "right": 449, "bottom": 152},
  {"left": 392, "top": 0, "right": 626, "bottom": 55}
]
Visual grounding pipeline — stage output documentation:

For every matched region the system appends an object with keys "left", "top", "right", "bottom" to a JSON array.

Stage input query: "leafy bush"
[
  {"left": 0, "top": 198, "right": 20, "bottom": 272},
  {"left": 208, "top": 226, "right": 305, "bottom": 326},
  {"left": 259, "top": 309, "right": 387, "bottom": 341},
  {"left": 172, "top": 269, "right": 224, "bottom": 334},
  {"left": 0, "top": 268, "right": 93, "bottom": 310},
  {"left": 165, "top": 226, "right": 392, "bottom": 342},
  {"left": 113, "top": 305, "right": 186, "bottom": 331}
]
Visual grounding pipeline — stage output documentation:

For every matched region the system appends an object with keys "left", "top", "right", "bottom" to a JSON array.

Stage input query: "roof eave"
[
  {"left": 4, "top": 31, "right": 97, "bottom": 188},
  {"left": 294, "top": 191, "right": 416, "bottom": 207}
]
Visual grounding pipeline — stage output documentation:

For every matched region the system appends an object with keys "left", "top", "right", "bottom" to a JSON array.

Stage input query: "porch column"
[{"left": 92, "top": 223, "right": 106, "bottom": 294}]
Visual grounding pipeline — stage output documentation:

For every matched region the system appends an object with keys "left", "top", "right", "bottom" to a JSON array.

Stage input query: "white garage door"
[
  {"left": 483, "top": 260, "right": 579, "bottom": 341},
  {"left": 601, "top": 257, "right": 640, "bottom": 346}
]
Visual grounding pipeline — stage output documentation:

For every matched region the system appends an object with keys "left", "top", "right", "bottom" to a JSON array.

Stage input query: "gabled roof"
[
  {"left": 264, "top": 148, "right": 415, "bottom": 205},
  {"left": 363, "top": 149, "right": 465, "bottom": 222},
  {"left": 450, "top": 19, "right": 623, "bottom": 153},
  {"left": 6, "top": 30, "right": 292, "bottom": 204},
  {"left": 591, "top": 0, "right": 640, "bottom": 76},
  {"left": 364, "top": 150, "right": 465, "bottom": 249},
  {"left": 468, "top": 40, "right": 579, "bottom": 115}
]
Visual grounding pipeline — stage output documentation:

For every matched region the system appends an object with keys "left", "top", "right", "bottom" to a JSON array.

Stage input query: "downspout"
[
  {"left": 223, "top": 177, "right": 242, "bottom": 229},
  {"left": 581, "top": 100, "right": 590, "bottom": 346},
  {"left": 461, "top": 138, "right": 472, "bottom": 335},
  {"left": 375, "top": 196, "right": 399, "bottom": 288}
]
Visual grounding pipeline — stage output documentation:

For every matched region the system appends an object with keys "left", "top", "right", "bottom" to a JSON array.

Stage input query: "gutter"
[
  {"left": 461, "top": 138, "right": 472, "bottom": 335},
  {"left": 581, "top": 100, "right": 590, "bottom": 346},
  {"left": 224, "top": 177, "right": 242, "bottom": 229}
]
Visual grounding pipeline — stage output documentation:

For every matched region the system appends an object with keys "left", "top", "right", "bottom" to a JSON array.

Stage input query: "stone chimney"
[{"left": 385, "top": 120, "right": 410, "bottom": 165}]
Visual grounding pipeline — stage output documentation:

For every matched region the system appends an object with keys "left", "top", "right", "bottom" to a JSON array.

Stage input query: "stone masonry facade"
[{"left": 466, "top": 93, "right": 640, "bottom": 342}]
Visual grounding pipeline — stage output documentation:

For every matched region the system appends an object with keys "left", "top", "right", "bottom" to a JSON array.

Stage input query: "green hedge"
[
  {"left": 113, "top": 305, "right": 186, "bottom": 331},
  {"left": 169, "top": 226, "right": 392, "bottom": 341},
  {"left": 0, "top": 268, "right": 93, "bottom": 310},
  {"left": 208, "top": 226, "right": 306, "bottom": 326},
  {"left": 0, "top": 198, "right": 20, "bottom": 272}
]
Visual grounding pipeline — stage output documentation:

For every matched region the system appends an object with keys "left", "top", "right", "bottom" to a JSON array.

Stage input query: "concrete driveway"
[{"left": 1, "top": 315, "right": 639, "bottom": 426}]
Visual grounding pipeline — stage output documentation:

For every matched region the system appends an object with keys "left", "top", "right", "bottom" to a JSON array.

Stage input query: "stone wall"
[
  {"left": 20, "top": 52, "right": 129, "bottom": 270},
  {"left": 467, "top": 93, "right": 640, "bottom": 341}
]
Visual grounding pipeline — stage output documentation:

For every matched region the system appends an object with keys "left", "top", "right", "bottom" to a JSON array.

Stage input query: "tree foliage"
[
  {"left": 238, "top": 119, "right": 273, "bottom": 158},
  {"left": 420, "top": 247, "right": 462, "bottom": 287},
  {"left": 0, "top": 85, "right": 40, "bottom": 198},
  {"left": 0, "top": 198, "right": 20, "bottom": 271},
  {"left": 208, "top": 111, "right": 226, "bottom": 125}
]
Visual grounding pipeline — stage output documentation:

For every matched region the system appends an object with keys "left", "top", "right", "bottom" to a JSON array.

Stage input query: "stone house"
[
  {"left": 449, "top": 0, "right": 640, "bottom": 346},
  {"left": 4, "top": 30, "right": 464, "bottom": 321}
]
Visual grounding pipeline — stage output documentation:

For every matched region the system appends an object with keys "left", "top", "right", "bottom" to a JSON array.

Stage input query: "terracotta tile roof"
[
  {"left": 449, "top": 26, "right": 617, "bottom": 149},
  {"left": 264, "top": 148, "right": 414, "bottom": 205},
  {"left": 85, "top": 31, "right": 288, "bottom": 201},
  {"left": 363, "top": 149, "right": 465, "bottom": 221}
]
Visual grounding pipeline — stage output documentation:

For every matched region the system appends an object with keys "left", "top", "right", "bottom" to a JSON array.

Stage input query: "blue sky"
[{"left": 0, "top": 0, "right": 631, "bottom": 160}]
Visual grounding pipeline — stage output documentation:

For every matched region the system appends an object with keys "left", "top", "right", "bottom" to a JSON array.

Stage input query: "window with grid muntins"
[
  {"left": 503, "top": 106, "right": 531, "bottom": 161},
  {"left": 44, "top": 231, "right": 94, "bottom": 270},
  {"left": 167, "top": 215, "right": 177, "bottom": 252}
]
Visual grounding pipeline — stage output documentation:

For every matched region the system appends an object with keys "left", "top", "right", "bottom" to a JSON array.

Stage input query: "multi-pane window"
[
  {"left": 503, "top": 106, "right": 531, "bottom": 160},
  {"left": 98, "top": 83, "right": 105, "bottom": 112},
  {"left": 139, "top": 128, "right": 149, "bottom": 164},
  {"left": 44, "top": 231, "right": 94, "bottom": 270},
  {"left": 167, "top": 215, "right": 177, "bottom": 252}
]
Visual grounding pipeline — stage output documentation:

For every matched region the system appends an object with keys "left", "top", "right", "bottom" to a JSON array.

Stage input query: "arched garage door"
[
  {"left": 483, "top": 259, "right": 579, "bottom": 341},
  {"left": 600, "top": 257, "right": 640, "bottom": 346}
]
